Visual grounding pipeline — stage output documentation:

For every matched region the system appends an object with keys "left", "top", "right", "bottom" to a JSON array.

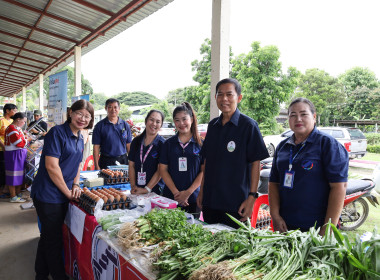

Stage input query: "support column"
[
  {"left": 74, "top": 46, "right": 82, "bottom": 97},
  {"left": 39, "top": 74, "right": 44, "bottom": 112},
  {"left": 22, "top": 87, "right": 26, "bottom": 112},
  {"left": 210, "top": 0, "right": 230, "bottom": 120}
]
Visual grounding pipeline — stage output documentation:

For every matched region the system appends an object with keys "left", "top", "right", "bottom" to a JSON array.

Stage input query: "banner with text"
[{"left": 48, "top": 70, "right": 68, "bottom": 125}]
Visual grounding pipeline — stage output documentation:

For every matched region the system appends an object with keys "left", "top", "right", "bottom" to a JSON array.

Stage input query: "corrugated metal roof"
[{"left": 0, "top": 0, "right": 174, "bottom": 97}]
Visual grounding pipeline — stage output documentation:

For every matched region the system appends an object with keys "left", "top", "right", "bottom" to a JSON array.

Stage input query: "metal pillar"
[
  {"left": 74, "top": 46, "right": 82, "bottom": 97},
  {"left": 210, "top": 0, "right": 231, "bottom": 120},
  {"left": 39, "top": 74, "right": 44, "bottom": 112},
  {"left": 22, "top": 87, "right": 26, "bottom": 112}
]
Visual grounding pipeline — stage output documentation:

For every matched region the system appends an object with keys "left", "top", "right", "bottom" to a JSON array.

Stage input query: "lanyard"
[
  {"left": 289, "top": 143, "right": 306, "bottom": 171},
  {"left": 140, "top": 139, "right": 154, "bottom": 172}
]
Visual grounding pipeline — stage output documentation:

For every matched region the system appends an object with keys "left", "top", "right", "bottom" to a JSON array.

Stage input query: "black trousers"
[
  {"left": 33, "top": 199, "right": 68, "bottom": 280},
  {"left": 179, "top": 202, "right": 201, "bottom": 219},
  {"left": 202, "top": 207, "right": 242, "bottom": 229},
  {"left": 99, "top": 153, "right": 128, "bottom": 170}
]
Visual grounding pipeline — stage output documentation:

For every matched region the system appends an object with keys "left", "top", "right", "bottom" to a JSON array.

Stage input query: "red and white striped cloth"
[{"left": 4, "top": 124, "right": 27, "bottom": 151}]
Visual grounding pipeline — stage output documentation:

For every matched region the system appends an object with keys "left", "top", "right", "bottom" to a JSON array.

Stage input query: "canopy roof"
[{"left": 0, "top": 0, "right": 174, "bottom": 97}]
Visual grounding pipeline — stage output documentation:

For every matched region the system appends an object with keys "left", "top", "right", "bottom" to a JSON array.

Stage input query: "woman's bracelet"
[
  {"left": 72, "top": 183, "right": 80, "bottom": 188},
  {"left": 144, "top": 186, "right": 151, "bottom": 193}
]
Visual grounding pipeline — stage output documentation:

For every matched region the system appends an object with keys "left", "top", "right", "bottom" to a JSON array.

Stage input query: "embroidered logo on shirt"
[
  {"left": 302, "top": 160, "right": 314, "bottom": 170},
  {"left": 227, "top": 141, "right": 236, "bottom": 152},
  {"left": 151, "top": 151, "right": 158, "bottom": 159},
  {"left": 193, "top": 147, "right": 200, "bottom": 155}
]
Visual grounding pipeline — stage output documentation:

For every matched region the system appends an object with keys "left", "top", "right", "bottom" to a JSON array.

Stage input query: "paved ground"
[{"left": 0, "top": 192, "right": 39, "bottom": 280}]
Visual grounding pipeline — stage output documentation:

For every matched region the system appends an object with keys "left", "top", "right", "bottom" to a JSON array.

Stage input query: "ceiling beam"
[{"left": 0, "top": 41, "right": 57, "bottom": 60}]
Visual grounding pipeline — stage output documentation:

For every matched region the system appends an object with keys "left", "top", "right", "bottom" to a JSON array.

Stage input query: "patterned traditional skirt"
[{"left": 4, "top": 148, "right": 27, "bottom": 186}]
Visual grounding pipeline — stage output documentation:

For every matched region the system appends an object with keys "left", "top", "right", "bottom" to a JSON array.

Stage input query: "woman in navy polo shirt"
[
  {"left": 129, "top": 110, "right": 165, "bottom": 195},
  {"left": 159, "top": 102, "right": 203, "bottom": 215},
  {"left": 269, "top": 98, "right": 348, "bottom": 235},
  {"left": 31, "top": 100, "right": 94, "bottom": 280}
]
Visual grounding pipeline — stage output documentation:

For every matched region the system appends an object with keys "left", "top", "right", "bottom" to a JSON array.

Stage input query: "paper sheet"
[{"left": 65, "top": 203, "right": 86, "bottom": 244}]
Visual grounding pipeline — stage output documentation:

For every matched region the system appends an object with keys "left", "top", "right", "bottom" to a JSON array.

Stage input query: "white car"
[
  {"left": 263, "top": 130, "right": 293, "bottom": 157},
  {"left": 159, "top": 122, "right": 176, "bottom": 139},
  {"left": 264, "top": 127, "right": 367, "bottom": 159}
]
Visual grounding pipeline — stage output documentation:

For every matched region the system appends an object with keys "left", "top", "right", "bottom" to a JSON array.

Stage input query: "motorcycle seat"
[{"left": 346, "top": 179, "right": 373, "bottom": 195}]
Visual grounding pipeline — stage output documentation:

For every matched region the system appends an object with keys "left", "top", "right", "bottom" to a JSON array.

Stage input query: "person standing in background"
[
  {"left": 4, "top": 112, "right": 30, "bottom": 202},
  {"left": 0, "top": 103, "right": 17, "bottom": 198},
  {"left": 28, "top": 109, "right": 48, "bottom": 140},
  {"left": 92, "top": 98, "right": 132, "bottom": 170}
]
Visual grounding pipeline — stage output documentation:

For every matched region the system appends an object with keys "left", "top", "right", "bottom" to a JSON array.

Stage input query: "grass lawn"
[{"left": 361, "top": 152, "right": 380, "bottom": 162}]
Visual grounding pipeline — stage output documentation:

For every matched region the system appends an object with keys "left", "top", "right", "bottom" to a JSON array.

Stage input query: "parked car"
[
  {"left": 197, "top": 124, "right": 208, "bottom": 138},
  {"left": 318, "top": 127, "right": 367, "bottom": 159},
  {"left": 264, "top": 127, "right": 367, "bottom": 159},
  {"left": 159, "top": 122, "right": 176, "bottom": 139},
  {"left": 263, "top": 130, "right": 294, "bottom": 157}
]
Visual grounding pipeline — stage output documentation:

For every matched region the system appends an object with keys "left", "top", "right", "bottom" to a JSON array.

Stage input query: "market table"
[{"left": 63, "top": 202, "right": 155, "bottom": 280}]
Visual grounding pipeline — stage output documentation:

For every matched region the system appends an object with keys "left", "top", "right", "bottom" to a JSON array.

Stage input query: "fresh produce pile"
[{"left": 108, "top": 209, "right": 380, "bottom": 280}]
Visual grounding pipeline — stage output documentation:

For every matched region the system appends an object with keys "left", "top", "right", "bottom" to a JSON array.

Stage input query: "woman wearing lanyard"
[
  {"left": 31, "top": 100, "right": 94, "bottom": 280},
  {"left": 269, "top": 98, "right": 349, "bottom": 235},
  {"left": 129, "top": 110, "right": 165, "bottom": 195},
  {"left": 159, "top": 102, "right": 203, "bottom": 215}
]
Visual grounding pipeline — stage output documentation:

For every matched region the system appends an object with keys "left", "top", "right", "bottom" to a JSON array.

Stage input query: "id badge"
[
  {"left": 283, "top": 170, "right": 295, "bottom": 189},
  {"left": 137, "top": 172, "right": 146, "bottom": 185},
  {"left": 179, "top": 157, "right": 187, "bottom": 171}
]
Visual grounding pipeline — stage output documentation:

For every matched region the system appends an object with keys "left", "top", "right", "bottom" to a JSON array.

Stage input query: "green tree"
[
  {"left": 295, "top": 68, "right": 344, "bottom": 125},
  {"left": 92, "top": 92, "right": 108, "bottom": 110},
  {"left": 344, "top": 86, "right": 380, "bottom": 120},
  {"left": 141, "top": 100, "right": 174, "bottom": 123},
  {"left": 338, "top": 67, "right": 379, "bottom": 93},
  {"left": 166, "top": 88, "right": 186, "bottom": 106},
  {"left": 231, "top": 42, "right": 300, "bottom": 134},
  {"left": 114, "top": 91, "right": 159, "bottom": 106},
  {"left": 119, "top": 103, "right": 132, "bottom": 120}
]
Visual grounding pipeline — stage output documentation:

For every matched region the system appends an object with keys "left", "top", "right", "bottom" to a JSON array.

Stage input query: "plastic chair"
[
  {"left": 250, "top": 194, "right": 273, "bottom": 231},
  {"left": 82, "top": 155, "right": 95, "bottom": 171}
]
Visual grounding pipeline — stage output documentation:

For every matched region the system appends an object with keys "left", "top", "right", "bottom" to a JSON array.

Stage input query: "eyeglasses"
[{"left": 73, "top": 111, "right": 92, "bottom": 121}]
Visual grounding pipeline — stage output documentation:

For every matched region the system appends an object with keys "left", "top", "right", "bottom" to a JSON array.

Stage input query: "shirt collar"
[
  {"left": 214, "top": 108, "right": 240, "bottom": 127},
  {"left": 177, "top": 134, "right": 194, "bottom": 144},
  {"left": 286, "top": 126, "right": 318, "bottom": 146},
  {"left": 106, "top": 116, "right": 122, "bottom": 124},
  {"left": 64, "top": 121, "right": 83, "bottom": 139}
]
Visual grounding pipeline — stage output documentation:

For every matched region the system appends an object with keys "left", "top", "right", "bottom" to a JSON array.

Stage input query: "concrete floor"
[{"left": 0, "top": 192, "right": 39, "bottom": 280}]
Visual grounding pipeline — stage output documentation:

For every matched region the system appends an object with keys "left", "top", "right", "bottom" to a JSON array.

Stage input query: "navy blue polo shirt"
[
  {"left": 202, "top": 109, "right": 269, "bottom": 212},
  {"left": 128, "top": 134, "right": 165, "bottom": 193},
  {"left": 269, "top": 127, "right": 349, "bottom": 229},
  {"left": 31, "top": 121, "right": 84, "bottom": 203},
  {"left": 159, "top": 135, "right": 204, "bottom": 203},
  {"left": 92, "top": 117, "right": 132, "bottom": 157}
]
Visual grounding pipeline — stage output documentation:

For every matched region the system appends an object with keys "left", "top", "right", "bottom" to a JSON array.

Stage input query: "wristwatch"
[
  {"left": 72, "top": 183, "right": 80, "bottom": 188},
  {"left": 248, "top": 192, "right": 259, "bottom": 198}
]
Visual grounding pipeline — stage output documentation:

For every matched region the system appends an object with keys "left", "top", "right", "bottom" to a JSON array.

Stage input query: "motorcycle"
[
  {"left": 258, "top": 157, "right": 379, "bottom": 231},
  {"left": 340, "top": 179, "right": 378, "bottom": 231}
]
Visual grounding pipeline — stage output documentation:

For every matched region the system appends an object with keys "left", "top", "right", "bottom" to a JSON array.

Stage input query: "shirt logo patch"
[
  {"left": 227, "top": 141, "right": 236, "bottom": 152},
  {"left": 193, "top": 147, "right": 200, "bottom": 155},
  {"left": 151, "top": 151, "right": 158, "bottom": 159},
  {"left": 302, "top": 160, "right": 314, "bottom": 170}
]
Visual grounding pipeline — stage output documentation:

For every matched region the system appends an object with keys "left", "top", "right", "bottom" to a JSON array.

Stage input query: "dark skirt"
[{"left": 4, "top": 148, "right": 27, "bottom": 186}]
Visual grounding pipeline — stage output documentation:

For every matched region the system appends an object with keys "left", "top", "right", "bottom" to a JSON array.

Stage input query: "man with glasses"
[
  {"left": 197, "top": 78, "right": 269, "bottom": 228},
  {"left": 0, "top": 103, "right": 17, "bottom": 198},
  {"left": 92, "top": 98, "right": 132, "bottom": 170}
]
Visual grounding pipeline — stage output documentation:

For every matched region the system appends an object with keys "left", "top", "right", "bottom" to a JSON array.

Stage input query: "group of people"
[
  {"left": 0, "top": 105, "right": 47, "bottom": 203},
  {"left": 0, "top": 78, "right": 349, "bottom": 280}
]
